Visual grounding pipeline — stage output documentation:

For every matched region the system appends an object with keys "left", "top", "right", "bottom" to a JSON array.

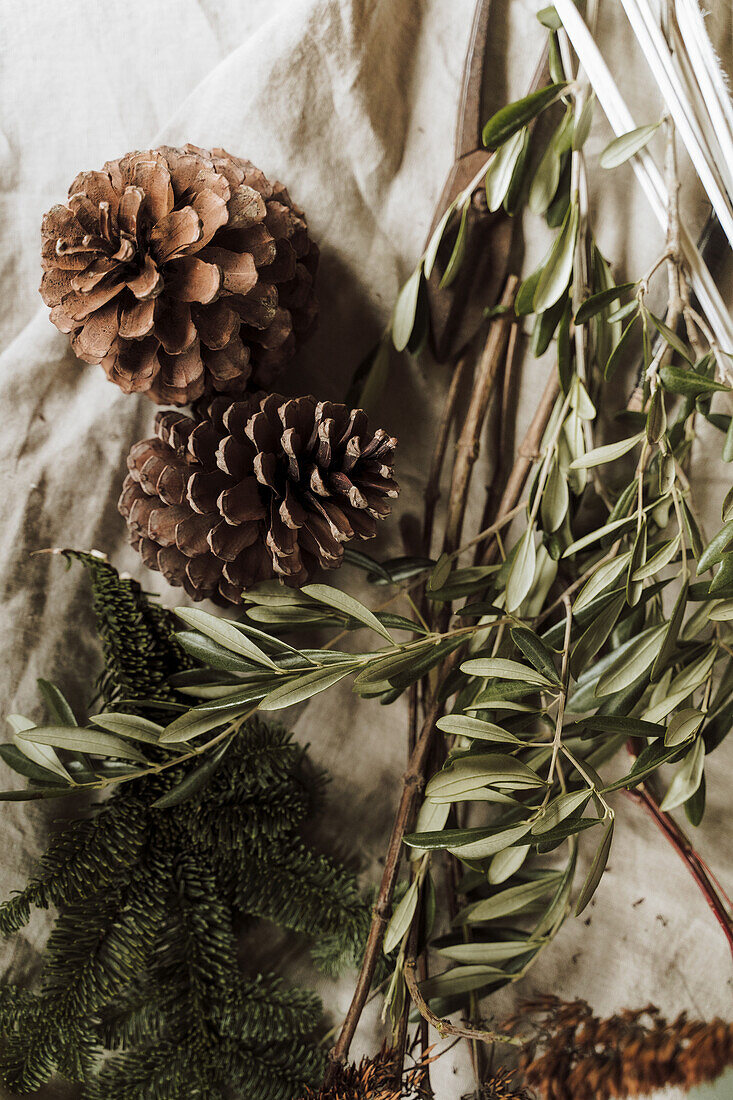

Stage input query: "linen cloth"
[{"left": 0, "top": 1, "right": 731, "bottom": 1097}]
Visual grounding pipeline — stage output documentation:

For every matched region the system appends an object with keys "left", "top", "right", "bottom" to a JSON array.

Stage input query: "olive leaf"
[
  {"left": 456, "top": 872, "right": 563, "bottom": 924},
  {"left": 383, "top": 877, "right": 419, "bottom": 954},
  {"left": 482, "top": 82, "right": 568, "bottom": 150},
  {"left": 259, "top": 665, "right": 354, "bottom": 711},
  {"left": 485, "top": 128, "right": 527, "bottom": 212},
  {"left": 20, "top": 725, "right": 147, "bottom": 764},
  {"left": 440, "top": 202, "right": 469, "bottom": 289},
  {"left": 506, "top": 530, "right": 537, "bottom": 612},
  {"left": 534, "top": 201, "right": 579, "bottom": 313},
  {"left": 574, "top": 283, "right": 636, "bottom": 324},
  {"left": 424, "top": 203, "right": 456, "bottom": 278},
  {"left": 659, "top": 738, "right": 705, "bottom": 811},
  {"left": 459, "top": 658, "right": 555, "bottom": 689},
  {"left": 175, "top": 608, "right": 279, "bottom": 669},
  {"left": 569, "top": 431, "right": 644, "bottom": 470},
  {"left": 599, "top": 122, "right": 660, "bottom": 168},
  {"left": 531, "top": 790, "right": 591, "bottom": 835},
  {"left": 392, "top": 264, "right": 423, "bottom": 352},
  {"left": 302, "top": 584, "right": 393, "bottom": 642},
  {"left": 436, "top": 715, "right": 521, "bottom": 744},
  {"left": 575, "top": 820, "right": 614, "bottom": 914}
]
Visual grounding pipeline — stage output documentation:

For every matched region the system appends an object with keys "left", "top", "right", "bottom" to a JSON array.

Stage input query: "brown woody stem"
[
  {"left": 326, "top": 695, "right": 447, "bottom": 1079},
  {"left": 403, "top": 956, "right": 522, "bottom": 1047},
  {"left": 443, "top": 277, "right": 519, "bottom": 555},
  {"left": 479, "top": 365, "right": 560, "bottom": 565}
]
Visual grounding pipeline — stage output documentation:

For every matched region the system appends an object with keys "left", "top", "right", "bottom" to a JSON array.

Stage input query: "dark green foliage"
[
  {"left": 59, "top": 549, "right": 195, "bottom": 709},
  {"left": 0, "top": 556, "right": 369, "bottom": 1098}
]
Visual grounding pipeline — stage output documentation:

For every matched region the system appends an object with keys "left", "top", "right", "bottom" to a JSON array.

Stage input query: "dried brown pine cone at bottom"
[
  {"left": 40, "top": 144, "right": 318, "bottom": 405},
  {"left": 119, "top": 392, "right": 398, "bottom": 605}
]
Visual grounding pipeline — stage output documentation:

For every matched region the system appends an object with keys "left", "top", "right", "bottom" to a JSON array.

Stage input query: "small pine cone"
[
  {"left": 118, "top": 393, "right": 398, "bottom": 604},
  {"left": 40, "top": 144, "right": 318, "bottom": 404}
]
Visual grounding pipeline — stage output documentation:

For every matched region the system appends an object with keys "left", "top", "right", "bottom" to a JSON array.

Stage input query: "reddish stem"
[{"left": 625, "top": 784, "right": 733, "bottom": 956}]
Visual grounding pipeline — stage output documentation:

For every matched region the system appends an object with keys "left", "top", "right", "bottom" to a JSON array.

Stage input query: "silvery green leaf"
[
  {"left": 574, "top": 552, "right": 632, "bottom": 611},
  {"left": 0, "top": 744, "right": 67, "bottom": 785},
  {"left": 723, "top": 485, "right": 733, "bottom": 522},
  {"left": 21, "top": 725, "right": 147, "bottom": 763},
  {"left": 643, "top": 648, "right": 717, "bottom": 723},
  {"left": 485, "top": 128, "right": 526, "bottom": 212},
  {"left": 516, "top": 266, "right": 543, "bottom": 316},
  {"left": 537, "top": 5, "right": 561, "bottom": 29},
  {"left": 708, "top": 599, "right": 733, "bottom": 621},
  {"left": 152, "top": 739, "right": 232, "bottom": 809},
  {"left": 392, "top": 264, "right": 423, "bottom": 352},
  {"left": 659, "top": 738, "right": 705, "bottom": 811},
  {"left": 605, "top": 315, "right": 639, "bottom": 379},
  {"left": 425, "top": 753, "right": 544, "bottom": 799},
  {"left": 648, "top": 311, "right": 692, "bottom": 363},
  {"left": 90, "top": 713, "right": 164, "bottom": 744},
  {"left": 599, "top": 122, "right": 660, "bottom": 168},
  {"left": 575, "top": 820, "right": 614, "bottom": 914},
  {"left": 302, "top": 583, "right": 393, "bottom": 642},
  {"left": 541, "top": 459, "right": 569, "bottom": 533},
  {"left": 569, "top": 431, "right": 644, "bottom": 470},
  {"left": 434, "top": 937, "right": 532, "bottom": 963},
  {"left": 506, "top": 530, "right": 537, "bottom": 612},
  {"left": 259, "top": 665, "right": 353, "bottom": 711},
  {"left": 447, "top": 821, "right": 533, "bottom": 859},
  {"left": 436, "top": 715, "right": 521, "bottom": 744},
  {"left": 569, "top": 377, "right": 596, "bottom": 420},
  {"left": 409, "top": 800, "right": 450, "bottom": 859},
  {"left": 176, "top": 631, "right": 259, "bottom": 673},
  {"left": 521, "top": 543, "right": 558, "bottom": 619},
  {"left": 488, "top": 843, "right": 530, "bottom": 885},
  {"left": 459, "top": 658, "right": 554, "bottom": 689},
  {"left": 534, "top": 201, "right": 579, "bottom": 313},
  {"left": 456, "top": 873, "right": 563, "bottom": 924},
  {"left": 572, "top": 91, "right": 595, "bottom": 150},
  {"left": 632, "top": 535, "right": 680, "bottom": 581},
  {"left": 174, "top": 608, "right": 278, "bottom": 669},
  {"left": 651, "top": 579, "right": 688, "bottom": 681},
  {"left": 510, "top": 626, "right": 560, "bottom": 683},
  {"left": 428, "top": 552, "right": 452, "bottom": 592},
  {"left": 665, "top": 708, "right": 704, "bottom": 746},
  {"left": 562, "top": 516, "right": 631, "bottom": 557},
  {"left": 439, "top": 203, "right": 469, "bottom": 289},
  {"left": 37, "top": 680, "right": 77, "bottom": 726},
  {"left": 626, "top": 521, "right": 647, "bottom": 607},
  {"left": 419, "top": 965, "right": 504, "bottom": 999},
  {"left": 424, "top": 203, "right": 456, "bottom": 278},
  {"left": 531, "top": 790, "right": 591, "bottom": 835},
  {"left": 529, "top": 124, "right": 563, "bottom": 216},
  {"left": 698, "top": 519, "right": 733, "bottom": 573},
  {"left": 606, "top": 300, "right": 639, "bottom": 324},
  {"left": 482, "top": 83, "right": 568, "bottom": 150},
  {"left": 660, "top": 364, "right": 729, "bottom": 397},
  {"left": 383, "top": 877, "right": 419, "bottom": 954},
  {"left": 646, "top": 387, "right": 666, "bottom": 443},
  {"left": 427, "top": 787, "right": 517, "bottom": 806},
  {"left": 9, "top": 716, "right": 72, "bottom": 784},
  {"left": 596, "top": 623, "right": 667, "bottom": 697},
  {"left": 160, "top": 701, "right": 253, "bottom": 744}
]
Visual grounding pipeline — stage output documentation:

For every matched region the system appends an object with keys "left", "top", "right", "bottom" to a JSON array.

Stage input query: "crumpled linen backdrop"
[{"left": 1, "top": 1, "right": 732, "bottom": 1097}]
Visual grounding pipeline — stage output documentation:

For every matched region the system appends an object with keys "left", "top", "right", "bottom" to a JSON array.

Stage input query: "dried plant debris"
[
  {"left": 302, "top": 1045, "right": 432, "bottom": 1099},
  {"left": 508, "top": 996, "right": 733, "bottom": 1100}
]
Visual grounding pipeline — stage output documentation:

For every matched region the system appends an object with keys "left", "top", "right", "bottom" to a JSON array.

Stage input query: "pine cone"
[
  {"left": 40, "top": 145, "right": 318, "bottom": 404},
  {"left": 118, "top": 393, "right": 398, "bottom": 604}
]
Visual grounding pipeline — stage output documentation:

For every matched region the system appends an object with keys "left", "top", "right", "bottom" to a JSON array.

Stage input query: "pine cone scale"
[
  {"left": 41, "top": 144, "right": 318, "bottom": 403},
  {"left": 119, "top": 392, "right": 398, "bottom": 604}
]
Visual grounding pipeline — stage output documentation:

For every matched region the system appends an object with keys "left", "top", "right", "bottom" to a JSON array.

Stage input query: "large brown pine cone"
[
  {"left": 40, "top": 145, "right": 318, "bottom": 404},
  {"left": 118, "top": 393, "right": 398, "bottom": 604}
]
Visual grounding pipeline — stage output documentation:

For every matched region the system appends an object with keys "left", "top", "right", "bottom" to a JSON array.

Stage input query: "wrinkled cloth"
[{"left": 0, "top": 1, "right": 732, "bottom": 1097}]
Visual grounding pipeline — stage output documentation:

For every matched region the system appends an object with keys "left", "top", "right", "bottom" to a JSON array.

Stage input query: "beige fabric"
[{"left": 0, "top": 1, "right": 731, "bottom": 1097}]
